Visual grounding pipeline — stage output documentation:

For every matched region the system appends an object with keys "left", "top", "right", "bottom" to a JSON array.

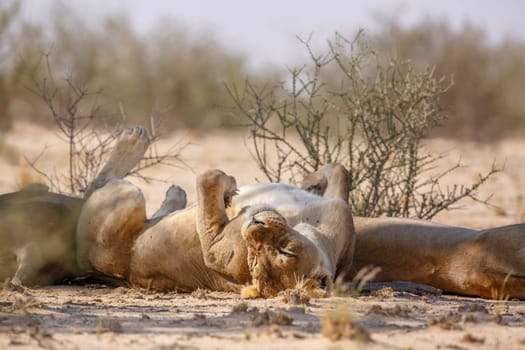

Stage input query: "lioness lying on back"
[{"left": 76, "top": 127, "right": 355, "bottom": 297}]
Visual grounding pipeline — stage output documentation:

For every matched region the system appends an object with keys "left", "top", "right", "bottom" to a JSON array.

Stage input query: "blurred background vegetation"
[{"left": 1, "top": 0, "right": 525, "bottom": 139}]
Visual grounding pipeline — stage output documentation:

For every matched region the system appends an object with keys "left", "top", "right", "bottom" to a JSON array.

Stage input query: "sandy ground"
[{"left": 1, "top": 122, "right": 525, "bottom": 349}]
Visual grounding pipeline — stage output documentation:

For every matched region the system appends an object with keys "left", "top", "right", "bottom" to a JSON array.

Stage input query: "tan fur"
[
  {"left": 301, "top": 165, "right": 525, "bottom": 299},
  {"left": 78, "top": 128, "right": 525, "bottom": 299},
  {"left": 8, "top": 125, "right": 524, "bottom": 300},
  {"left": 76, "top": 129, "right": 355, "bottom": 296},
  {"left": 349, "top": 217, "right": 525, "bottom": 299},
  {"left": 0, "top": 185, "right": 82, "bottom": 286},
  {"left": 239, "top": 208, "right": 343, "bottom": 298}
]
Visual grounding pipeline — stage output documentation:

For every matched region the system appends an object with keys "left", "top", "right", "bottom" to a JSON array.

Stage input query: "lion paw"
[
  {"left": 151, "top": 185, "right": 187, "bottom": 218},
  {"left": 164, "top": 185, "right": 187, "bottom": 210},
  {"left": 100, "top": 126, "right": 150, "bottom": 179},
  {"left": 84, "top": 126, "right": 150, "bottom": 197},
  {"left": 223, "top": 179, "right": 238, "bottom": 208},
  {"left": 198, "top": 170, "right": 238, "bottom": 208},
  {"left": 301, "top": 173, "right": 327, "bottom": 197}
]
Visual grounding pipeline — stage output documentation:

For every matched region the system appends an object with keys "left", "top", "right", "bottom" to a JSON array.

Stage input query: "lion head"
[{"left": 240, "top": 207, "right": 332, "bottom": 298}]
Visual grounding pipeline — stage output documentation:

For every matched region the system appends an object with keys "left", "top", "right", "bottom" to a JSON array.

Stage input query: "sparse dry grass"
[
  {"left": 366, "top": 304, "right": 412, "bottom": 318},
  {"left": 191, "top": 287, "right": 208, "bottom": 299},
  {"left": 427, "top": 313, "right": 464, "bottom": 330},
  {"left": 231, "top": 301, "right": 249, "bottom": 313},
  {"left": 0, "top": 288, "right": 43, "bottom": 322},
  {"left": 371, "top": 286, "right": 395, "bottom": 298},
  {"left": 462, "top": 333, "right": 485, "bottom": 344},
  {"left": 333, "top": 266, "right": 381, "bottom": 297},
  {"left": 279, "top": 288, "right": 311, "bottom": 305},
  {"left": 321, "top": 307, "right": 371, "bottom": 342},
  {"left": 249, "top": 309, "right": 294, "bottom": 327}
]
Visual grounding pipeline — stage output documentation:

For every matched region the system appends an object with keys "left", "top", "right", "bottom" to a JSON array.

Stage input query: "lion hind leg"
[
  {"left": 77, "top": 179, "right": 146, "bottom": 279},
  {"left": 85, "top": 126, "right": 149, "bottom": 197},
  {"left": 301, "top": 163, "right": 349, "bottom": 202},
  {"left": 150, "top": 185, "right": 187, "bottom": 220}
]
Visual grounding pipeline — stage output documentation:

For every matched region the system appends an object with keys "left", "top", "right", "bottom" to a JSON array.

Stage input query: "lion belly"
[
  {"left": 129, "top": 207, "right": 239, "bottom": 292},
  {"left": 232, "top": 183, "right": 324, "bottom": 220}
]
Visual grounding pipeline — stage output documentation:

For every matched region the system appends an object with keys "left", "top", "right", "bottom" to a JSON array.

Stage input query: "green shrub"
[{"left": 228, "top": 32, "right": 498, "bottom": 218}]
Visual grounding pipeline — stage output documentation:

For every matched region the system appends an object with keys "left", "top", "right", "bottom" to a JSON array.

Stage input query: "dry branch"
[
  {"left": 228, "top": 32, "right": 500, "bottom": 219},
  {"left": 27, "top": 52, "right": 187, "bottom": 195}
]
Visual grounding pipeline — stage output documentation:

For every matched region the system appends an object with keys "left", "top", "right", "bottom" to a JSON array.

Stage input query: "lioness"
[
  {"left": 303, "top": 168, "right": 525, "bottom": 299},
  {"left": 76, "top": 126, "right": 355, "bottom": 297},
  {"left": 0, "top": 184, "right": 82, "bottom": 286}
]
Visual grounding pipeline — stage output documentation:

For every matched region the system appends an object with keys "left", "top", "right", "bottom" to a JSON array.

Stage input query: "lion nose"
[{"left": 248, "top": 216, "right": 264, "bottom": 228}]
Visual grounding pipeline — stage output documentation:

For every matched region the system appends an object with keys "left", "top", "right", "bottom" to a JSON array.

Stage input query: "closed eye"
[
  {"left": 278, "top": 248, "right": 296, "bottom": 258},
  {"left": 251, "top": 217, "right": 265, "bottom": 226}
]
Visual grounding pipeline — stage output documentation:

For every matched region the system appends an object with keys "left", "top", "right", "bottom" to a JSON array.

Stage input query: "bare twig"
[{"left": 27, "top": 53, "right": 188, "bottom": 195}]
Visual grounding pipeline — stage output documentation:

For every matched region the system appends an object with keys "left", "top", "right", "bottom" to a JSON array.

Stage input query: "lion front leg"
[{"left": 195, "top": 169, "right": 250, "bottom": 284}]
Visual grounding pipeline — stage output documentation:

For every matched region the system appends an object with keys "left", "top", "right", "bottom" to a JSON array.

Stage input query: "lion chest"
[{"left": 233, "top": 183, "right": 323, "bottom": 222}]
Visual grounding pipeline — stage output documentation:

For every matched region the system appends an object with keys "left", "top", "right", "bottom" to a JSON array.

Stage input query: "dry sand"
[{"left": 1, "top": 122, "right": 525, "bottom": 349}]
